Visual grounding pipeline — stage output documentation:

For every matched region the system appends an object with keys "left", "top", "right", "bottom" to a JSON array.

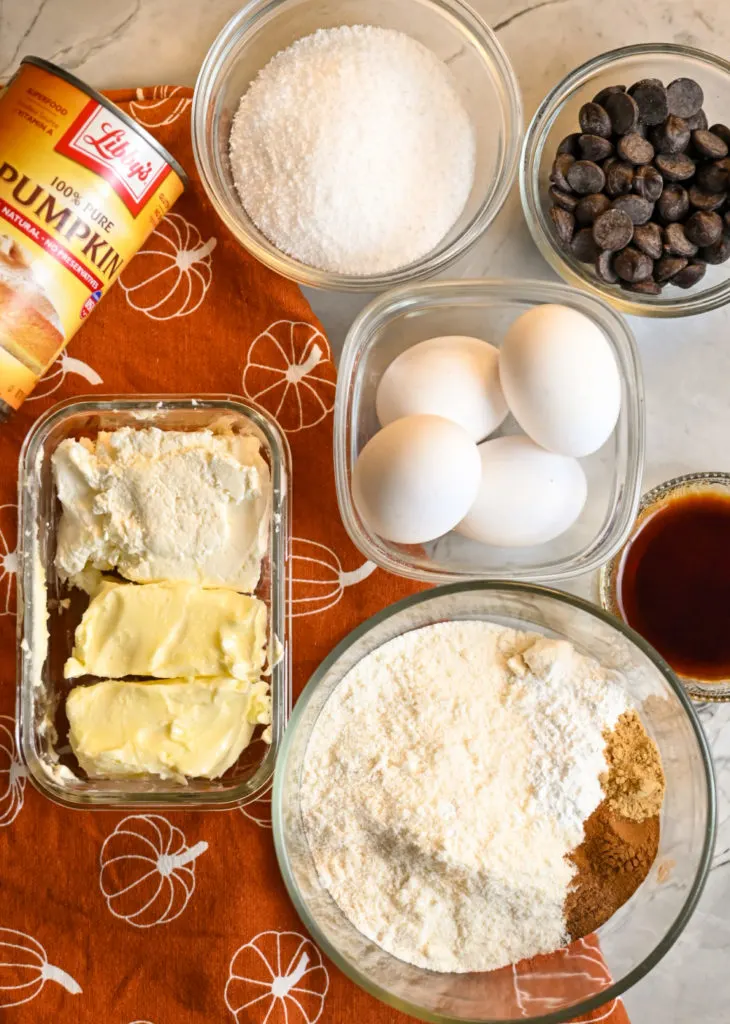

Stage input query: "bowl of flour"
[
  {"left": 272, "top": 582, "right": 715, "bottom": 1023},
  {"left": 192, "top": 0, "right": 522, "bottom": 290}
]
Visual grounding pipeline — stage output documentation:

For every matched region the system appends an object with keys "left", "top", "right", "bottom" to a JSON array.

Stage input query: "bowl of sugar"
[{"left": 192, "top": 0, "right": 522, "bottom": 290}]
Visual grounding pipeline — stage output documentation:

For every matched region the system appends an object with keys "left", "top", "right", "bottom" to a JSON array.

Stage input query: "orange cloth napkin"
[{"left": 0, "top": 85, "right": 629, "bottom": 1024}]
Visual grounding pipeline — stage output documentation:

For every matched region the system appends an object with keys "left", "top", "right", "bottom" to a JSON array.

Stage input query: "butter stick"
[
  {"left": 64, "top": 580, "right": 267, "bottom": 681},
  {"left": 67, "top": 676, "right": 271, "bottom": 780}
]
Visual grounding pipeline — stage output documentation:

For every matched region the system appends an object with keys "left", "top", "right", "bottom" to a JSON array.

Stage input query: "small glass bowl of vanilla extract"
[{"left": 600, "top": 472, "right": 730, "bottom": 701}]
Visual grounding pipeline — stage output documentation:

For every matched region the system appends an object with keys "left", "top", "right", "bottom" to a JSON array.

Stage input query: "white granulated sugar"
[
  {"left": 301, "top": 621, "right": 629, "bottom": 974},
  {"left": 229, "top": 25, "right": 476, "bottom": 275}
]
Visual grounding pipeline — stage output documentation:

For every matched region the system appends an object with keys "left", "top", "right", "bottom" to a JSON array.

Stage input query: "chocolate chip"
[
  {"left": 663, "top": 222, "right": 699, "bottom": 257},
  {"left": 655, "top": 153, "right": 696, "bottom": 181},
  {"left": 557, "top": 133, "right": 582, "bottom": 156},
  {"left": 614, "top": 246, "right": 654, "bottom": 282},
  {"left": 666, "top": 78, "right": 704, "bottom": 119},
  {"left": 687, "top": 109, "right": 708, "bottom": 131},
  {"left": 672, "top": 260, "right": 707, "bottom": 287},
  {"left": 684, "top": 210, "right": 723, "bottom": 247},
  {"left": 710, "top": 123, "right": 730, "bottom": 148},
  {"left": 550, "top": 185, "right": 579, "bottom": 211},
  {"left": 593, "top": 208, "right": 634, "bottom": 250},
  {"left": 575, "top": 192, "right": 612, "bottom": 226},
  {"left": 700, "top": 232, "right": 730, "bottom": 264},
  {"left": 571, "top": 227, "right": 601, "bottom": 263},
  {"left": 595, "top": 249, "right": 619, "bottom": 283},
  {"left": 579, "top": 134, "right": 614, "bottom": 161},
  {"left": 617, "top": 132, "right": 654, "bottom": 165},
  {"left": 629, "top": 79, "right": 669, "bottom": 126},
  {"left": 696, "top": 159, "right": 730, "bottom": 193},
  {"left": 605, "top": 91, "right": 640, "bottom": 134},
  {"left": 633, "top": 165, "right": 664, "bottom": 201},
  {"left": 611, "top": 194, "right": 654, "bottom": 225},
  {"left": 550, "top": 205, "right": 576, "bottom": 246},
  {"left": 593, "top": 84, "right": 626, "bottom": 106},
  {"left": 633, "top": 222, "right": 663, "bottom": 258},
  {"left": 547, "top": 75, "right": 730, "bottom": 296},
  {"left": 566, "top": 160, "right": 606, "bottom": 194},
  {"left": 654, "top": 255, "right": 688, "bottom": 282},
  {"left": 606, "top": 161, "right": 635, "bottom": 196},
  {"left": 688, "top": 184, "right": 726, "bottom": 211},
  {"left": 622, "top": 279, "right": 663, "bottom": 295},
  {"left": 650, "top": 115, "right": 690, "bottom": 154},
  {"left": 657, "top": 185, "right": 690, "bottom": 222},
  {"left": 551, "top": 153, "right": 576, "bottom": 192},
  {"left": 691, "top": 129, "right": 729, "bottom": 160},
  {"left": 579, "top": 102, "right": 613, "bottom": 138}
]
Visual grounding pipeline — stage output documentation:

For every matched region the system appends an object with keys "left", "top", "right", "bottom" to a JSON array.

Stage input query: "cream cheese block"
[
  {"left": 67, "top": 676, "right": 271, "bottom": 779},
  {"left": 64, "top": 580, "right": 267, "bottom": 681},
  {"left": 52, "top": 427, "right": 270, "bottom": 592}
]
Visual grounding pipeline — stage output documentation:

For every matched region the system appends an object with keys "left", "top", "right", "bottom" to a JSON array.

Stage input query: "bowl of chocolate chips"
[{"left": 521, "top": 43, "right": 730, "bottom": 317}]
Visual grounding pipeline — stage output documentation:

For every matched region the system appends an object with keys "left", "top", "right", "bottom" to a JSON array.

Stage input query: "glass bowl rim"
[
  {"left": 272, "top": 578, "right": 717, "bottom": 1024},
  {"left": 599, "top": 470, "right": 730, "bottom": 702},
  {"left": 519, "top": 41, "right": 730, "bottom": 319},
  {"left": 16, "top": 392, "right": 292, "bottom": 810},
  {"left": 191, "top": 0, "right": 523, "bottom": 292},
  {"left": 334, "top": 276, "right": 645, "bottom": 584}
]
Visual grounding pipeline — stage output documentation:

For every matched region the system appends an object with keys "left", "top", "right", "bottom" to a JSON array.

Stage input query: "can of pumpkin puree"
[{"left": 0, "top": 56, "right": 188, "bottom": 420}]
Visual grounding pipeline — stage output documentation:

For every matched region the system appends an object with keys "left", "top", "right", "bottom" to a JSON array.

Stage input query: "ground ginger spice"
[{"left": 566, "top": 710, "right": 665, "bottom": 940}]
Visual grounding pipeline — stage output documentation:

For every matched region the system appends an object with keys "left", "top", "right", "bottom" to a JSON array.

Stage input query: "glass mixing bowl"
[
  {"left": 273, "top": 582, "right": 715, "bottom": 1023},
  {"left": 192, "top": 0, "right": 522, "bottom": 291},
  {"left": 521, "top": 43, "right": 730, "bottom": 318},
  {"left": 335, "top": 278, "right": 644, "bottom": 584}
]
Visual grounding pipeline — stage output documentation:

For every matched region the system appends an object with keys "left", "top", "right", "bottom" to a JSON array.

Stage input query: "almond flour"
[{"left": 301, "top": 621, "right": 629, "bottom": 974}]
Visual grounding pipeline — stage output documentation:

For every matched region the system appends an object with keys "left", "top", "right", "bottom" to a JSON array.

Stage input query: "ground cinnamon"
[{"left": 566, "top": 710, "right": 665, "bottom": 939}]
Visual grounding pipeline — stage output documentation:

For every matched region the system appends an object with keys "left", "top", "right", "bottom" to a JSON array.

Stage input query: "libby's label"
[
  {"left": 55, "top": 100, "right": 172, "bottom": 216},
  {"left": 0, "top": 60, "right": 185, "bottom": 410}
]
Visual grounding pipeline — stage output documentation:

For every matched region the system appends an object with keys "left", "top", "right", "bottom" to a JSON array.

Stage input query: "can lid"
[{"left": 21, "top": 56, "right": 190, "bottom": 189}]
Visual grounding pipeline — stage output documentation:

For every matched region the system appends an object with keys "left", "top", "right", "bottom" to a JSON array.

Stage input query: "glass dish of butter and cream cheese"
[{"left": 17, "top": 397, "right": 290, "bottom": 809}]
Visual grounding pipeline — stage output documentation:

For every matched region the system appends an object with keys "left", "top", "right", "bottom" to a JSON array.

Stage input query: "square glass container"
[
  {"left": 334, "top": 278, "right": 645, "bottom": 584},
  {"left": 17, "top": 395, "right": 291, "bottom": 810}
]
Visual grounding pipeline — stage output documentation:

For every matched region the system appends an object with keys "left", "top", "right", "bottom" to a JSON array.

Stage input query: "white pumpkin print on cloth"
[
  {"left": 239, "top": 780, "right": 273, "bottom": 829},
  {"left": 26, "top": 350, "right": 103, "bottom": 401},
  {"left": 242, "top": 321, "right": 336, "bottom": 433},
  {"left": 0, "top": 926, "right": 82, "bottom": 1008},
  {"left": 129, "top": 85, "right": 192, "bottom": 127},
  {"left": 0, "top": 716, "right": 27, "bottom": 828},
  {"left": 99, "top": 814, "right": 208, "bottom": 928},
  {"left": 119, "top": 214, "right": 216, "bottom": 320},
  {"left": 225, "top": 931, "right": 329, "bottom": 1024},
  {"left": 512, "top": 937, "right": 617, "bottom": 1020},
  {"left": 292, "top": 537, "right": 375, "bottom": 617},
  {"left": 0, "top": 504, "right": 17, "bottom": 617},
  {"left": 237, "top": 738, "right": 273, "bottom": 828}
]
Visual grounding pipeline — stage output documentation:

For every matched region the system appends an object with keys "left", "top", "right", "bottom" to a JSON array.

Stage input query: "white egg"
[
  {"left": 457, "top": 435, "right": 587, "bottom": 547},
  {"left": 499, "top": 304, "right": 622, "bottom": 457},
  {"left": 353, "top": 415, "right": 482, "bottom": 545},
  {"left": 376, "top": 335, "right": 507, "bottom": 441}
]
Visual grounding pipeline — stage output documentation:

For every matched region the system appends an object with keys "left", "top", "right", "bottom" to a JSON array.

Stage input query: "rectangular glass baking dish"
[{"left": 16, "top": 395, "right": 291, "bottom": 810}]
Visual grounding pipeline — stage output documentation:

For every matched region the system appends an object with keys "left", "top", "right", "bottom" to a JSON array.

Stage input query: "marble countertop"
[{"left": 2, "top": 1, "right": 729, "bottom": 1021}]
